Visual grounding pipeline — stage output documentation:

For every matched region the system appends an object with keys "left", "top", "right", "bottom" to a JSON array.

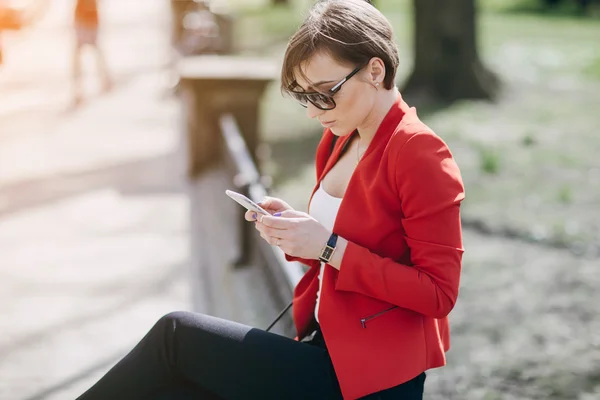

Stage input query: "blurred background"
[{"left": 1, "top": 0, "right": 599, "bottom": 399}]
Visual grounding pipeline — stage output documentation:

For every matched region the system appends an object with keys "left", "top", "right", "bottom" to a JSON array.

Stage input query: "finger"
[
  {"left": 274, "top": 238, "right": 290, "bottom": 251},
  {"left": 257, "top": 196, "right": 277, "bottom": 211},
  {"left": 257, "top": 228, "right": 269, "bottom": 242},
  {"left": 260, "top": 214, "right": 304, "bottom": 229},
  {"left": 244, "top": 210, "right": 258, "bottom": 221},
  {"left": 258, "top": 230, "right": 271, "bottom": 243},
  {"left": 268, "top": 236, "right": 284, "bottom": 247},
  {"left": 260, "top": 231, "right": 281, "bottom": 246},
  {"left": 255, "top": 220, "right": 275, "bottom": 236},
  {"left": 256, "top": 222, "right": 291, "bottom": 240},
  {"left": 256, "top": 213, "right": 277, "bottom": 225},
  {"left": 256, "top": 196, "right": 271, "bottom": 206},
  {"left": 277, "top": 210, "right": 306, "bottom": 218},
  {"left": 259, "top": 217, "right": 291, "bottom": 230}
]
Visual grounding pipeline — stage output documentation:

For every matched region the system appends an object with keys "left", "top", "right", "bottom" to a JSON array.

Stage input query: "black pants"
[{"left": 76, "top": 311, "right": 425, "bottom": 400}]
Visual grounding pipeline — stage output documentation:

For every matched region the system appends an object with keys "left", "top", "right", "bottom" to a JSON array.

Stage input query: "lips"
[{"left": 320, "top": 120, "right": 336, "bottom": 128}]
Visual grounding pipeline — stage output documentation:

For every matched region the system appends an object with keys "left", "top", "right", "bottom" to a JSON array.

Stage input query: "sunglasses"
[{"left": 287, "top": 65, "right": 363, "bottom": 111}]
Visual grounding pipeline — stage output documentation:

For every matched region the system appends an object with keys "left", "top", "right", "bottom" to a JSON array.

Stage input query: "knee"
[
  {"left": 148, "top": 311, "right": 191, "bottom": 342},
  {"left": 150, "top": 311, "right": 195, "bottom": 367},
  {"left": 155, "top": 311, "right": 194, "bottom": 332}
]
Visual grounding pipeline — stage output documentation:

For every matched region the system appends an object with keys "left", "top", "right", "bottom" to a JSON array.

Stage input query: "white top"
[{"left": 309, "top": 181, "right": 343, "bottom": 323}]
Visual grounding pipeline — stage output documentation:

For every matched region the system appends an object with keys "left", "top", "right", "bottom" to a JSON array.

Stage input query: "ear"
[{"left": 367, "top": 57, "right": 386, "bottom": 86}]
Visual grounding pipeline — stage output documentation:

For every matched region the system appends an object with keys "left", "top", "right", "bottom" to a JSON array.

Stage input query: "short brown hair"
[{"left": 281, "top": 0, "right": 399, "bottom": 93}]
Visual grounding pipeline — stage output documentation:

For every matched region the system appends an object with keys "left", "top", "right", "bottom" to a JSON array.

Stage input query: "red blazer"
[{"left": 286, "top": 94, "right": 465, "bottom": 399}]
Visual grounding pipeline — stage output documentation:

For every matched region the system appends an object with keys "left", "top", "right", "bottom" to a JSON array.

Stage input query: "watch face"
[{"left": 321, "top": 245, "right": 334, "bottom": 261}]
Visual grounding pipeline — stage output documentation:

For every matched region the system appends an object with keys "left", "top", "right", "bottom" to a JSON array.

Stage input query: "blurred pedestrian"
[{"left": 72, "top": 0, "right": 112, "bottom": 107}]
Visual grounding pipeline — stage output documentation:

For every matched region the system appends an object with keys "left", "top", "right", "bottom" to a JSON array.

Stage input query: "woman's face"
[{"left": 293, "top": 52, "right": 377, "bottom": 137}]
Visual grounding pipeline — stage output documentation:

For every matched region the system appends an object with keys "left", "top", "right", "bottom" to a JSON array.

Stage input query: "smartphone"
[{"left": 225, "top": 190, "right": 270, "bottom": 216}]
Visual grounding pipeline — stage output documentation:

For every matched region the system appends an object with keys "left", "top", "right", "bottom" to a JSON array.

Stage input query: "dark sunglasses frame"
[{"left": 288, "top": 65, "right": 363, "bottom": 111}]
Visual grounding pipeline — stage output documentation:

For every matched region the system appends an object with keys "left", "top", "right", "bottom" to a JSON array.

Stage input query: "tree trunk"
[{"left": 403, "top": 0, "right": 499, "bottom": 103}]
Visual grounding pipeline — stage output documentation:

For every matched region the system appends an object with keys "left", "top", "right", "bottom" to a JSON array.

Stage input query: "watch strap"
[{"left": 319, "top": 233, "right": 338, "bottom": 263}]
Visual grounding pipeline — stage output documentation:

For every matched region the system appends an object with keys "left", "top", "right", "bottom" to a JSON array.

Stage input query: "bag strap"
[{"left": 265, "top": 133, "right": 343, "bottom": 333}]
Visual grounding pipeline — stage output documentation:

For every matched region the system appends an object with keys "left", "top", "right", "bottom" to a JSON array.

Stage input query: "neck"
[{"left": 356, "top": 87, "right": 399, "bottom": 145}]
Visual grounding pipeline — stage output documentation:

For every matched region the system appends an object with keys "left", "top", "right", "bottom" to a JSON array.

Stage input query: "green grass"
[
  {"left": 557, "top": 185, "right": 573, "bottom": 204},
  {"left": 584, "top": 56, "right": 600, "bottom": 80},
  {"left": 482, "top": 0, "right": 600, "bottom": 18},
  {"left": 521, "top": 132, "right": 536, "bottom": 146},
  {"left": 477, "top": 145, "right": 502, "bottom": 175}
]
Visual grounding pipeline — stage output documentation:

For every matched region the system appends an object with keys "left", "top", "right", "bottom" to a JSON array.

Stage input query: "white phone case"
[{"left": 225, "top": 190, "right": 269, "bottom": 215}]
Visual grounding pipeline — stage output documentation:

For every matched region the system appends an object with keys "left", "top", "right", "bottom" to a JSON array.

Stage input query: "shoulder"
[
  {"left": 385, "top": 112, "right": 464, "bottom": 197},
  {"left": 386, "top": 112, "right": 452, "bottom": 166}
]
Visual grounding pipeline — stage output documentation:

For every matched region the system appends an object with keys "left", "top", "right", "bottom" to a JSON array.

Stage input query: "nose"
[{"left": 306, "top": 102, "right": 325, "bottom": 120}]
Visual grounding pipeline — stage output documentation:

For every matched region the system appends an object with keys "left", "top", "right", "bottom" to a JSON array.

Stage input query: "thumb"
[
  {"left": 257, "top": 196, "right": 272, "bottom": 207},
  {"left": 257, "top": 196, "right": 278, "bottom": 210}
]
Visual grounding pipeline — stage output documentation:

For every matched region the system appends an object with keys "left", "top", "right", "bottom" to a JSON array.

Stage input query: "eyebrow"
[
  {"left": 304, "top": 80, "right": 336, "bottom": 92},
  {"left": 312, "top": 80, "right": 336, "bottom": 86},
  {"left": 290, "top": 78, "right": 336, "bottom": 92}
]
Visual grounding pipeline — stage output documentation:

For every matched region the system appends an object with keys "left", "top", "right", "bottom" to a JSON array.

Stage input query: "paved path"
[{"left": 0, "top": 2, "right": 195, "bottom": 399}]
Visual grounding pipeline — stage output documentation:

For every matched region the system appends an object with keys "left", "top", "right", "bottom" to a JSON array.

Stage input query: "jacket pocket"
[{"left": 360, "top": 306, "right": 399, "bottom": 328}]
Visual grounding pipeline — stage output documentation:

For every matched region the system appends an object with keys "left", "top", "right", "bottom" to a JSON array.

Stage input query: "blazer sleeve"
[
  {"left": 335, "top": 132, "right": 465, "bottom": 318},
  {"left": 285, "top": 254, "right": 320, "bottom": 269}
]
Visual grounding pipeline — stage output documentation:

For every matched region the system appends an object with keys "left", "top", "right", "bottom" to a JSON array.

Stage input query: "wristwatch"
[{"left": 319, "top": 233, "right": 338, "bottom": 263}]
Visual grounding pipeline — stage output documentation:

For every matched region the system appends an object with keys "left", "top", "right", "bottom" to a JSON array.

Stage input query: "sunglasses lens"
[
  {"left": 308, "top": 93, "right": 335, "bottom": 110},
  {"left": 288, "top": 91, "right": 335, "bottom": 110},
  {"left": 289, "top": 91, "right": 308, "bottom": 107}
]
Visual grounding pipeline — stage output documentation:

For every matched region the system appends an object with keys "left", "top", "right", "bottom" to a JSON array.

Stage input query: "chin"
[{"left": 330, "top": 126, "right": 355, "bottom": 137}]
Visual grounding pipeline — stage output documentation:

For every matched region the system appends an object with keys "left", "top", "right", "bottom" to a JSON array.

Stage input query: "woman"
[{"left": 76, "top": 0, "right": 464, "bottom": 399}]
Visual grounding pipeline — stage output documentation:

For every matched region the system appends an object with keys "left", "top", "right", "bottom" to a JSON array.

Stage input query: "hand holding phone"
[{"left": 225, "top": 190, "right": 270, "bottom": 216}]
